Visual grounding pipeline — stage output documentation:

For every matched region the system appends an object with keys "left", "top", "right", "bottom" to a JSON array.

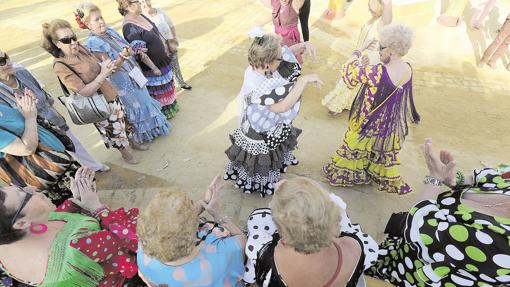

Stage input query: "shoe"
[
  {"left": 130, "top": 141, "right": 150, "bottom": 151},
  {"left": 120, "top": 149, "right": 139, "bottom": 164},
  {"left": 181, "top": 83, "right": 192, "bottom": 90},
  {"left": 98, "top": 164, "right": 111, "bottom": 172}
]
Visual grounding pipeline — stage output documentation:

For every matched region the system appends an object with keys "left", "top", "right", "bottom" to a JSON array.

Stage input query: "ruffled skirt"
[
  {"left": 110, "top": 72, "right": 171, "bottom": 143},
  {"left": 224, "top": 125, "right": 301, "bottom": 197},
  {"left": 144, "top": 63, "right": 178, "bottom": 119},
  {"left": 322, "top": 123, "right": 411, "bottom": 194}
]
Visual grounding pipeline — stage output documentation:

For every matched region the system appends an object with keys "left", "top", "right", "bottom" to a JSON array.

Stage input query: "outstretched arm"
[
  {"left": 379, "top": 0, "right": 393, "bottom": 28},
  {"left": 269, "top": 74, "right": 323, "bottom": 113}
]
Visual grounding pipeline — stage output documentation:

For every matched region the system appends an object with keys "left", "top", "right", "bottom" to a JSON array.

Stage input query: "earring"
[
  {"left": 264, "top": 66, "right": 272, "bottom": 78},
  {"left": 29, "top": 223, "right": 48, "bottom": 235}
]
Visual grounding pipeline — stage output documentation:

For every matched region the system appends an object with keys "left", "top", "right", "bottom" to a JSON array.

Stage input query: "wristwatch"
[{"left": 424, "top": 175, "right": 442, "bottom": 186}]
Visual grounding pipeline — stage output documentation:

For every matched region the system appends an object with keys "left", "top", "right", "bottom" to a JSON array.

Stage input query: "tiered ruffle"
[
  {"left": 224, "top": 126, "right": 301, "bottom": 196},
  {"left": 323, "top": 128, "right": 411, "bottom": 194}
]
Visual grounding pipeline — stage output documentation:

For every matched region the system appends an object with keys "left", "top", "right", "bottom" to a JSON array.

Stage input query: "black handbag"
[{"left": 384, "top": 212, "right": 408, "bottom": 237}]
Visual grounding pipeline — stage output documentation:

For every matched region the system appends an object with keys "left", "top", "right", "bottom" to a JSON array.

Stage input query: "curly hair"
[
  {"left": 0, "top": 190, "right": 26, "bottom": 245},
  {"left": 248, "top": 34, "right": 281, "bottom": 69},
  {"left": 116, "top": 0, "right": 130, "bottom": 16},
  {"left": 137, "top": 190, "right": 198, "bottom": 262},
  {"left": 40, "top": 19, "right": 72, "bottom": 58},
  {"left": 379, "top": 24, "right": 414, "bottom": 57},
  {"left": 269, "top": 177, "right": 341, "bottom": 254}
]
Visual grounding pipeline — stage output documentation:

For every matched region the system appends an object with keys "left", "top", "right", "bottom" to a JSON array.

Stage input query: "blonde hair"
[
  {"left": 379, "top": 24, "right": 413, "bottom": 57},
  {"left": 369, "top": 0, "right": 383, "bottom": 17},
  {"left": 248, "top": 34, "right": 281, "bottom": 69},
  {"left": 116, "top": 0, "right": 130, "bottom": 16},
  {"left": 77, "top": 2, "right": 101, "bottom": 24},
  {"left": 41, "top": 19, "right": 73, "bottom": 58},
  {"left": 269, "top": 177, "right": 341, "bottom": 254},
  {"left": 137, "top": 190, "right": 198, "bottom": 262}
]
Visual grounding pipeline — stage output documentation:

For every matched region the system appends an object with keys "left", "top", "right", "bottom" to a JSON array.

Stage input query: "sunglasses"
[
  {"left": 11, "top": 187, "right": 33, "bottom": 226},
  {"left": 58, "top": 35, "right": 78, "bottom": 45},
  {"left": 0, "top": 53, "right": 9, "bottom": 66}
]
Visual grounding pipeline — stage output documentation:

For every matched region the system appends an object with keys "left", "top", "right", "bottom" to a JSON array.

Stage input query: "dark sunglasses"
[
  {"left": 11, "top": 187, "right": 33, "bottom": 226},
  {"left": 0, "top": 53, "right": 9, "bottom": 66},
  {"left": 58, "top": 35, "right": 78, "bottom": 45}
]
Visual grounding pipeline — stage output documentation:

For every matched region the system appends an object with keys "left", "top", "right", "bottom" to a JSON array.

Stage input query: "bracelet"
[
  {"left": 424, "top": 175, "right": 442, "bottom": 186},
  {"left": 352, "top": 50, "right": 362, "bottom": 57},
  {"left": 455, "top": 171, "right": 465, "bottom": 186},
  {"left": 118, "top": 53, "right": 130, "bottom": 60},
  {"left": 91, "top": 205, "right": 109, "bottom": 218}
]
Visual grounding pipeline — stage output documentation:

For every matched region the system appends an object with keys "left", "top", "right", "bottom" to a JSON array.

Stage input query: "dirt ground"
[{"left": 1, "top": 0, "right": 509, "bottom": 286}]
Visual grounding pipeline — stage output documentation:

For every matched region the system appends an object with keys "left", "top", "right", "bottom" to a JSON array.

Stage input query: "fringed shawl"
[{"left": 343, "top": 61, "right": 420, "bottom": 152}]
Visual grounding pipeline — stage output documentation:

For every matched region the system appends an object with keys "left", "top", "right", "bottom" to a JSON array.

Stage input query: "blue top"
[
  {"left": 0, "top": 103, "right": 65, "bottom": 157},
  {"left": 137, "top": 226, "right": 244, "bottom": 287},
  {"left": 0, "top": 64, "right": 68, "bottom": 130}
]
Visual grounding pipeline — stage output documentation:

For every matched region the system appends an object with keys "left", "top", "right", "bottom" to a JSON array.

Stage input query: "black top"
[
  {"left": 122, "top": 16, "right": 172, "bottom": 71},
  {"left": 255, "top": 232, "right": 366, "bottom": 287}
]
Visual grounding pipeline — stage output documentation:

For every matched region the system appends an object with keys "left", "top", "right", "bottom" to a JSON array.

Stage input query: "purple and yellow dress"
[{"left": 323, "top": 54, "right": 420, "bottom": 194}]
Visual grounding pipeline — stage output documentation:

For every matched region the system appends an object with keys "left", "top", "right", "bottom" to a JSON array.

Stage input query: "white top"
[{"left": 144, "top": 8, "right": 174, "bottom": 40}]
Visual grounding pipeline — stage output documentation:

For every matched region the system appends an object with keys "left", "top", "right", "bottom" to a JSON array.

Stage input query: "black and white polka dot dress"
[
  {"left": 366, "top": 167, "right": 510, "bottom": 287},
  {"left": 224, "top": 46, "right": 303, "bottom": 197},
  {"left": 243, "top": 194, "right": 379, "bottom": 286}
]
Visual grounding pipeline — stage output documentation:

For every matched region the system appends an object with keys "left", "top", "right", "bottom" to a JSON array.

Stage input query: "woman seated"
[
  {"left": 0, "top": 88, "right": 78, "bottom": 206},
  {"left": 137, "top": 176, "right": 246, "bottom": 287},
  {"left": 0, "top": 167, "right": 140, "bottom": 286},
  {"left": 0, "top": 49, "right": 108, "bottom": 172},
  {"left": 244, "top": 177, "right": 379, "bottom": 287},
  {"left": 366, "top": 139, "right": 510, "bottom": 286}
]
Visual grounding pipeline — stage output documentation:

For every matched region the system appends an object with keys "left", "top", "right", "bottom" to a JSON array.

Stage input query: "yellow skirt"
[{"left": 323, "top": 121, "right": 412, "bottom": 194}]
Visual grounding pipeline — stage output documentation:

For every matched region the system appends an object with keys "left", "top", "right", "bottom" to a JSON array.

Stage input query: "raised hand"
[
  {"left": 15, "top": 88, "right": 37, "bottom": 119},
  {"left": 70, "top": 166, "right": 103, "bottom": 213},
  {"left": 99, "top": 56, "right": 116, "bottom": 77},
  {"left": 420, "top": 139, "right": 456, "bottom": 186}
]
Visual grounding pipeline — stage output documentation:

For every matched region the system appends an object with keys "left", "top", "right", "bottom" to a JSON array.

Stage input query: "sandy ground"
[{"left": 1, "top": 0, "right": 510, "bottom": 285}]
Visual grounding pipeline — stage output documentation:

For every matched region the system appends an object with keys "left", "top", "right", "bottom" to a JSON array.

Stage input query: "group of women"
[
  {"left": 225, "top": 0, "right": 417, "bottom": 197},
  {"left": 0, "top": 0, "right": 193, "bottom": 205},
  {"left": 0, "top": 0, "right": 509, "bottom": 286}
]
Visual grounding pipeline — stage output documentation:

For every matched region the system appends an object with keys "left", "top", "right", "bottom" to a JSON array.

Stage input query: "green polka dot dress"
[{"left": 366, "top": 167, "right": 510, "bottom": 286}]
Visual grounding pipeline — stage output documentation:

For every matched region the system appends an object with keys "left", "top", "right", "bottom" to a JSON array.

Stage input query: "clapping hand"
[
  {"left": 15, "top": 88, "right": 37, "bottom": 119},
  {"left": 420, "top": 139, "right": 456, "bottom": 186},
  {"left": 70, "top": 167, "right": 103, "bottom": 213},
  {"left": 198, "top": 175, "right": 224, "bottom": 220},
  {"left": 99, "top": 55, "right": 116, "bottom": 77}
]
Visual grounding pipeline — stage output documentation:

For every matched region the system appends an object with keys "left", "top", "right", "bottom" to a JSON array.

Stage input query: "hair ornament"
[{"left": 74, "top": 9, "right": 87, "bottom": 29}]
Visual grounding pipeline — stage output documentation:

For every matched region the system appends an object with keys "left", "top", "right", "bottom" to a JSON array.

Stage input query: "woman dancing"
[
  {"left": 322, "top": 0, "right": 392, "bottom": 116},
  {"left": 323, "top": 24, "right": 420, "bottom": 195},
  {"left": 224, "top": 30, "right": 322, "bottom": 197}
]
